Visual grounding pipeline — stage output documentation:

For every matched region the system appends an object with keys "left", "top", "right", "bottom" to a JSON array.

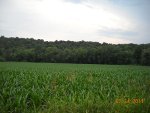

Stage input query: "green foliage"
[
  {"left": 0, "top": 36, "right": 150, "bottom": 65},
  {"left": 141, "top": 48, "right": 150, "bottom": 66},
  {"left": 0, "top": 56, "right": 5, "bottom": 61},
  {"left": 0, "top": 62, "right": 150, "bottom": 113}
]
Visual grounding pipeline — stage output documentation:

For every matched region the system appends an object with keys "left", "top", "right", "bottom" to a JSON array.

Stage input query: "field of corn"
[{"left": 0, "top": 62, "right": 150, "bottom": 113}]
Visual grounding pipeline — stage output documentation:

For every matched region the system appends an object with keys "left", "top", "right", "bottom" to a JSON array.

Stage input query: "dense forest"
[{"left": 0, "top": 36, "right": 150, "bottom": 65}]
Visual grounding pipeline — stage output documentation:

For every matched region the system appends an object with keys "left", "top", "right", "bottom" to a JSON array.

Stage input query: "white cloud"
[{"left": 0, "top": 0, "right": 149, "bottom": 43}]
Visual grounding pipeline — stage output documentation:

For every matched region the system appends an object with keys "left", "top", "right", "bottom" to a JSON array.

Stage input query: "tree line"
[{"left": 0, "top": 36, "right": 150, "bottom": 65}]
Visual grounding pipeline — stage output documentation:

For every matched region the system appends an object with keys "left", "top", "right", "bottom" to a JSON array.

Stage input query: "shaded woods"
[{"left": 0, "top": 36, "right": 150, "bottom": 65}]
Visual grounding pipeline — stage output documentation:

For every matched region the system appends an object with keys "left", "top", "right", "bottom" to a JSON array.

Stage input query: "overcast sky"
[{"left": 0, "top": 0, "right": 150, "bottom": 44}]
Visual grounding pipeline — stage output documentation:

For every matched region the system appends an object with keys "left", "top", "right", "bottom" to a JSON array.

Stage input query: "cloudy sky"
[{"left": 0, "top": 0, "right": 150, "bottom": 44}]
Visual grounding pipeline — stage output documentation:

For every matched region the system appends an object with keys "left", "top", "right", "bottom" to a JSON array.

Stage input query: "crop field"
[{"left": 0, "top": 62, "right": 150, "bottom": 113}]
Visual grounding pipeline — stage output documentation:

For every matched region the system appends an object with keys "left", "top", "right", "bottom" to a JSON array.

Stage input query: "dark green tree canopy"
[{"left": 0, "top": 36, "right": 150, "bottom": 65}]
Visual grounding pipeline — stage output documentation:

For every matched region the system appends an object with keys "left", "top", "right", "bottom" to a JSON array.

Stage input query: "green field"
[{"left": 0, "top": 62, "right": 150, "bottom": 113}]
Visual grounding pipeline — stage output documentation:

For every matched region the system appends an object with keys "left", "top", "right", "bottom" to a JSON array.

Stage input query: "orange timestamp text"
[{"left": 115, "top": 98, "right": 144, "bottom": 104}]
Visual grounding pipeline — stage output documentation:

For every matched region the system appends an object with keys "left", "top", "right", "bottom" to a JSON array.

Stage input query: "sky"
[{"left": 0, "top": 0, "right": 150, "bottom": 44}]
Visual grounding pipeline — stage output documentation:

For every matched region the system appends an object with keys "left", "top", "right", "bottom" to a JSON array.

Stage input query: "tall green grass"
[{"left": 0, "top": 62, "right": 150, "bottom": 113}]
